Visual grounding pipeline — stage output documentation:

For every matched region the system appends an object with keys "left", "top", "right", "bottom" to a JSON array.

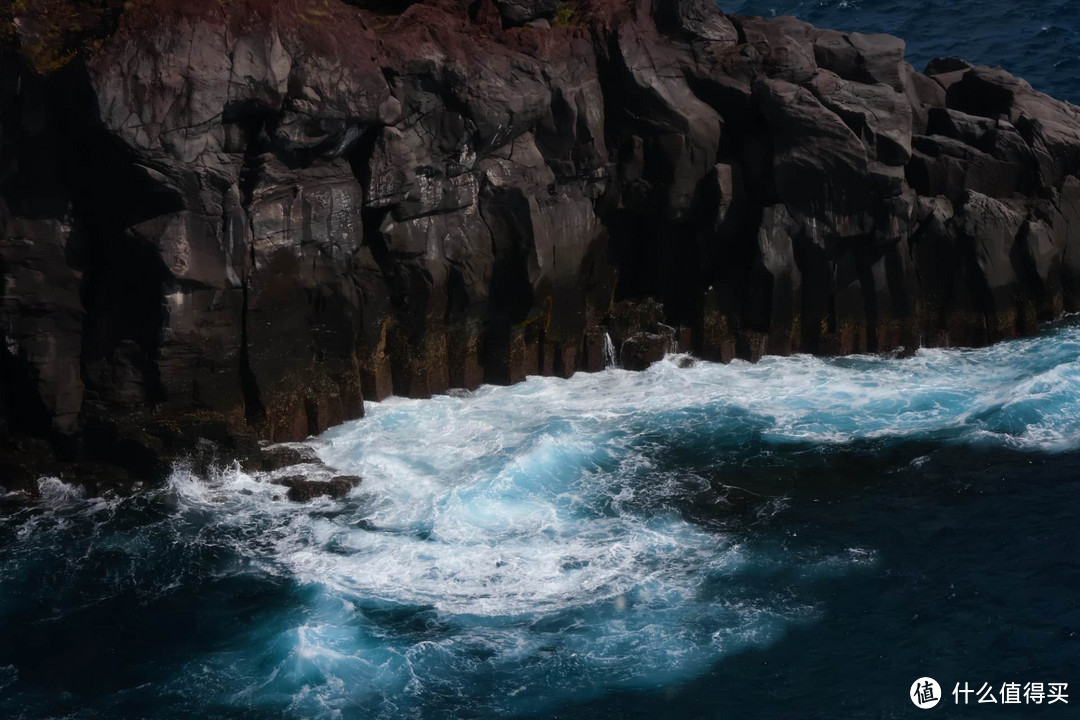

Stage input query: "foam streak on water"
[{"left": 3, "top": 321, "right": 1080, "bottom": 718}]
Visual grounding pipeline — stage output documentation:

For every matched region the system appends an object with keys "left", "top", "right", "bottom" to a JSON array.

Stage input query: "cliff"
[{"left": 2, "top": 0, "right": 1080, "bottom": 488}]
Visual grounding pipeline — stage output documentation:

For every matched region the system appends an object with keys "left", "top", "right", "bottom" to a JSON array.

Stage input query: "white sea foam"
[
  {"left": 154, "top": 320, "right": 1080, "bottom": 715},
  {"left": 35, "top": 476, "right": 87, "bottom": 505}
]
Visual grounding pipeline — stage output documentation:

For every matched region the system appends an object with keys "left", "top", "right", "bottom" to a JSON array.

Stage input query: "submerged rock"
[
  {"left": 276, "top": 475, "right": 362, "bottom": 503},
  {"left": 2, "top": 0, "right": 1079, "bottom": 486}
]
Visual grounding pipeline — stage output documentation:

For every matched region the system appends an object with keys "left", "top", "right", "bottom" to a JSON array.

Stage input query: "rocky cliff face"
[{"left": 2, "top": 0, "right": 1080, "bottom": 486}]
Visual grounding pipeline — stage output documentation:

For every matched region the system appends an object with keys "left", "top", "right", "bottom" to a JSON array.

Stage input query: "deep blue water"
[
  {"left": 2, "top": 319, "right": 1080, "bottom": 718},
  {"left": 726, "top": 0, "right": 1080, "bottom": 103}
]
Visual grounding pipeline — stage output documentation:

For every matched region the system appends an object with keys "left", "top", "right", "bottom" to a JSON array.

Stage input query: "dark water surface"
[
  {"left": 726, "top": 0, "right": 1080, "bottom": 103},
  {"left": 2, "top": 319, "right": 1080, "bottom": 718}
]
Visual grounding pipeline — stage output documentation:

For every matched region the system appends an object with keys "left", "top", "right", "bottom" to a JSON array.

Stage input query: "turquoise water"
[
  {"left": 727, "top": 0, "right": 1080, "bottom": 103},
  {"left": 2, "top": 320, "right": 1080, "bottom": 717}
]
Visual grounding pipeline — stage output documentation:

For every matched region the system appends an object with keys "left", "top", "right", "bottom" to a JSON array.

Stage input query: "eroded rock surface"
[{"left": 2, "top": 0, "right": 1079, "bottom": 483}]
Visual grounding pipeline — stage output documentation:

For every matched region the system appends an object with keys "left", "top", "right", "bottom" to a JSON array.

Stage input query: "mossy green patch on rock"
[{"left": 553, "top": 1, "right": 578, "bottom": 27}]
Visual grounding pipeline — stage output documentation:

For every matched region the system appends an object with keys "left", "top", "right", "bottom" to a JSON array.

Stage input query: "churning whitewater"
[{"left": 3, "top": 320, "right": 1080, "bottom": 718}]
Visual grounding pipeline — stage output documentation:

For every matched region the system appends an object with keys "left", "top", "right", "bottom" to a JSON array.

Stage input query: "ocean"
[
  {"left": 725, "top": 0, "right": 1080, "bottom": 103},
  {"left": 3, "top": 316, "right": 1080, "bottom": 718}
]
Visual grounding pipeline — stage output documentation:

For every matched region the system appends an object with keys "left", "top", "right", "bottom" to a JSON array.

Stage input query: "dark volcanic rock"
[
  {"left": 276, "top": 474, "right": 362, "bottom": 503},
  {"left": 494, "top": 0, "right": 558, "bottom": 27},
  {"left": 655, "top": 0, "right": 738, "bottom": 43},
  {"left": 2, "top": 0, "right": 1080, "bottom": 489},
  {"left": 245, "top": 444, "right": 322, "bottom": 473},
  {"left": 621, "top": 324, "right": 676, "bottom": 371}
]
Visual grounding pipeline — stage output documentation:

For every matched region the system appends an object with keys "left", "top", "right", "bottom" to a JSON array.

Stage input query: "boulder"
[
  {"left": 620, "top": 325, "right": 676, "bottom": 371},
  {"left": 276, "top": 475, "right": 362, "bottom": 503},
  {"left": 814, "top": 29, "right": 906, "bottom": 91}
]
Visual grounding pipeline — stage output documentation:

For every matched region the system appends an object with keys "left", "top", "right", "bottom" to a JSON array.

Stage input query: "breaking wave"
[{"left": 3, "top": 319, "right": 1080, "bottom": 717}]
